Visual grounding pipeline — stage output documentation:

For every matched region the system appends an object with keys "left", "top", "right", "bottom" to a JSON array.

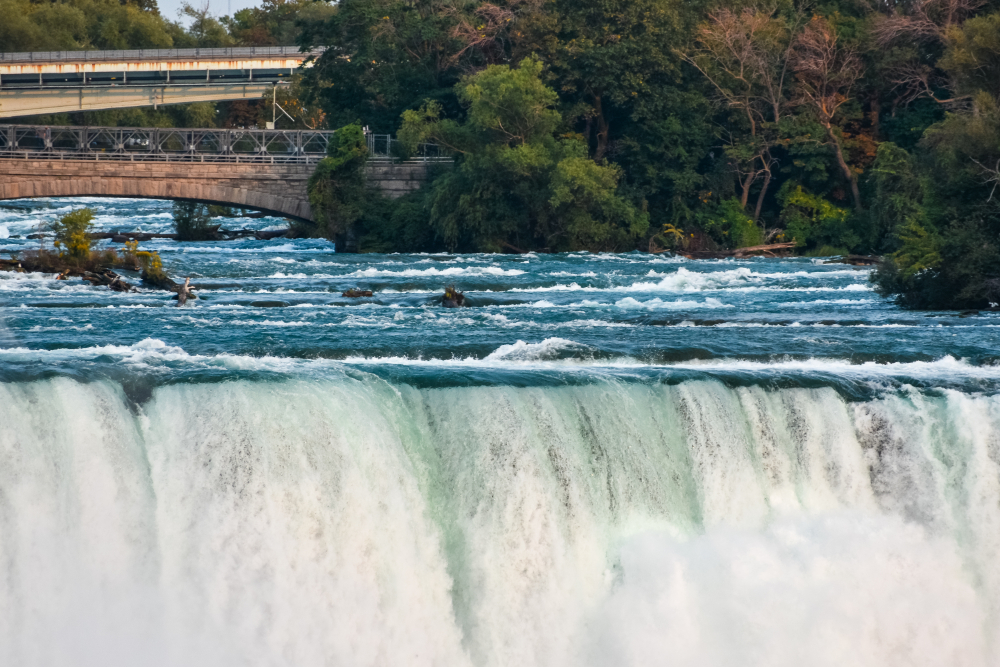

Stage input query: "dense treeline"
[
  {"left": 3, "top": 0, "right": 1000, "bottom": 306},
  {"left": 296, "top": 0, "right": 1000, "bottom": 306}
]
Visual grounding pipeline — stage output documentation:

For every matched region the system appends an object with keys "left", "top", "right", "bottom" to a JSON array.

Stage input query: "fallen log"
[
  {"left": 82, "top": 269, "right": 133, "bottom": 292},
  {"left": 95, "top": 229, "right": 293, "bottom": 242},
  {"left": 342, "top": 289, "right": 374, "bottom": 298},
  {"left": 679, "top": 242, "right": 797, "bottom": 259},
  {"left": 823, "top": 254, "right": 881, "bottom": 266},
  {"left": 255, "top": 229, "right": 292, "bottom": 240}
]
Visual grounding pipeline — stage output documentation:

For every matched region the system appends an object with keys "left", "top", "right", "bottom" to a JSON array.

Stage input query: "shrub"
[
  {"left": 306, "top": 122, "right": 371, "bottom": 245},
  {"left": 173, "top": 201, "right": 217, "bottom": 241},
  {"left": 51, "top": 208, "right": 94, "bottom": 260},
  {"left": 778, "top": 185, "right": 858, "bottom": 253},
  {"left": 704, "top": 198, "right": 764, "bottom": 249}
]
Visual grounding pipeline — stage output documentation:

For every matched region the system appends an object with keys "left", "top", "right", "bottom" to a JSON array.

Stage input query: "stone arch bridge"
[{"left": 0, "top": 125, "right": 441, "bottom": 222}]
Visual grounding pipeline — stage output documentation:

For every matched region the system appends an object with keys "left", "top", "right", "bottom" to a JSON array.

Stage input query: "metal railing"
[
  {"left": 0, "top": 125, "right": 452, "bottom": 165},
  {"left": 0, "top": 124, "right": 334, "bottom": 163},
  {"left": 0, "top": 47, "right": 320, "bottom": 64},
  {"left": 366, "top": 133, "right": 451, "bottom": 162}
]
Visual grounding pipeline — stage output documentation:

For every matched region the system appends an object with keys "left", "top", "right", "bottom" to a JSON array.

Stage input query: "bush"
[
  {"left": 173, "top": 201, "right": 217, "bottom": 241},
  {"left": 778, "top": 185, "right": 858, "bottom": 253},
  {"left": 305, "top": 122, "right": 372, "bottom": 247},
  {"left": 51, "top": 208, "right": 94, "bottom": 260},
  {"left": 703, "top": 198, "right": 764, "bottom": 249}
]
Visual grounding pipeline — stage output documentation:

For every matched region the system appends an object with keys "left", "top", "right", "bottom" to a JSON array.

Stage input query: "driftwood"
[
  {"left": 95, "top": 228, "right": 292, "bottom": 243},
  {"left": 175, "top": 277, "right": 193, "bottom": 306},
  {"left": 82, "top": 269, "right": 133, "bottom": 292},
  {"left": 442, "top": 285, "right": 466, "bottom": 308},
  {"left": 501, "top": 241, "right": 528, "bottom": 254},
  {"left": 679, "top": 242, "right": 797, "bottom": 259},
  {"left": 342, "top": 289, "right": 374, "bottom": 298},
  {"left": 823, "top": 255, "right": 881, "bottom": 266}
]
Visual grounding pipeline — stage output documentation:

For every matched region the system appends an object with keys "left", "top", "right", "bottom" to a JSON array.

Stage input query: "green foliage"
[
  {"left": 173, "top": 202, "right": 216, "bottom": 241},
  {"left": 703, "top": 198, "right": 765, "bottom": 249},
  {"left": 0, "top": 0, "right": 175, "bottom": 52},
  {"left": 865, "top": 143, "right": 925, "bottom": 253},
  {"left": 306, "top": 123, "right": 377, "bottom": 244},
  {"left": 778, "top": 185, "right": 857, "bottom": 253},
  {"left": 941, "top": 12, "right": 1000, "bottom": 101},
  {"left": 399, "top": 58, "right": 647, "bottom": 252},
  {"left": 51, "top": 208, "right": 94, "bottom": 260}
]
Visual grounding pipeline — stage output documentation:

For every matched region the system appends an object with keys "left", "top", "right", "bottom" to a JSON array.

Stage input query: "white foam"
[
  {"left": 347, "top": 266, "right": 526, "bottom": 278},
  {"left": 615, "top": 297, "right": 733, "bottom": 309}
]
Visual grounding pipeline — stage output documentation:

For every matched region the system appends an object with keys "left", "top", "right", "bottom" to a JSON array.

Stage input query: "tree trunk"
[
  {"left": 869, "top": 93, "right": 881, "bottom": 141},
  {"left": 753, "top": 167, "right": 772, "bottom": 222},
  {"left": 824, "top": 123, "right": 863, "bottom": 211},
  {"left": 593, "top": 94, "right": 609, "bottom": 162},
  {"left": 740, "top": 170, "right": 756, "bottom": 209}
]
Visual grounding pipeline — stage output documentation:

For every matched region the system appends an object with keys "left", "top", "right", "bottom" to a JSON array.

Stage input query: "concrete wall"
[{"left": 0, "top": 158, "right": 435, "bottom": 222}]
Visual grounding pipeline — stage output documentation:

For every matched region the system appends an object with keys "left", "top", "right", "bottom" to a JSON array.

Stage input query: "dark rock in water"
[
  {"left": 141, "top": 273, "right": 178, "bottom": 291},
  {"left": 442, "top": 286, "right": 465, "bottom": 308},
  {"left": 342, "top": 289, "right": 374, "bottom": 298},
  {"left": 0, "top": 258, "right": 25, "bottom": 273}
]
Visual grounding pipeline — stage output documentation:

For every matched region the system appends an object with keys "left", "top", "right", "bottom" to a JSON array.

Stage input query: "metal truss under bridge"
[
  {"left": 0, "top": 125, "right": 334, "bottom": 164},
  {"left": 0, "top": 125, "right": 451, "bottom": 164}
]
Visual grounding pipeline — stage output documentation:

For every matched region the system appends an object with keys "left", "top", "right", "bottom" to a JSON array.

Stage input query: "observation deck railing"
[{"left": 365, "top": 133, "right": 450, "bottom": 163}]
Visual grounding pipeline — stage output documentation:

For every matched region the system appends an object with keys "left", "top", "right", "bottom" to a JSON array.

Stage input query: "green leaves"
[
  {"left": 306, "top": 123, "right": 372, "bottom": 241},
  {"left": 397, "top": 58, "right": 647, "bottom": 251},
  {"left": 458, "top": 57, "right": 561, "bottom": 146},
  {"left": 51, "top": 208, "right": 95, "bottom": 261}
]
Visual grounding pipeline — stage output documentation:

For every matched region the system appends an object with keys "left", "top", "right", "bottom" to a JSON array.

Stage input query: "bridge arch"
[{"left": 0, "top": 158, "right": 315, "bottom": 222}]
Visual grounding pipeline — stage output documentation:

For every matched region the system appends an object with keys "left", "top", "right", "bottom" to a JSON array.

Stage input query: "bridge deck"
[{"left": 0, "top": 47, "right": 317, "bottom": 90}]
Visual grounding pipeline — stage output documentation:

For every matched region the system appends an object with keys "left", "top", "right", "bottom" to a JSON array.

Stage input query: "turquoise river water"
[{"left": 1, "top": 197, "right": 998, "bottom": 666}]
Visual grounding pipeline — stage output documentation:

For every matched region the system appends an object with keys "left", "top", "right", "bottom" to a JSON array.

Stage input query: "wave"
[{"left": 346, "top": 266, "right": 527, "bottom": 278}]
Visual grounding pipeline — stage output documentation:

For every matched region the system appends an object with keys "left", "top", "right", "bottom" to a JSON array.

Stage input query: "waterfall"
[{"left": 1, "top": 376, "right": 997, "bottom": 666}]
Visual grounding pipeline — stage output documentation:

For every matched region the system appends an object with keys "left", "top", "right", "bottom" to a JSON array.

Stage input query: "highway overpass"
[{"left": 0, "top": 47, "right": 317, "bottom": 118}]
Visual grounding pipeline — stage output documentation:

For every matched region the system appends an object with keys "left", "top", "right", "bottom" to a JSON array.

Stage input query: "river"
[{"left": 1, "top": 197, "right": 998, "bottom": 666}]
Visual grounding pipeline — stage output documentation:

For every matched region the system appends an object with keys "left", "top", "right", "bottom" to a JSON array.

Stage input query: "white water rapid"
[{"left": 1, "top": 376, "right": 997, "bottom": 666}]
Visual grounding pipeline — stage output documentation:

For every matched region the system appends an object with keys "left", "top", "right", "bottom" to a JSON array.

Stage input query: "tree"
[
  {"left": 173, "top": 201, "right": 217, "bottom": 241},
  {"left": 684, "top": 5, "right": 801, "bottom": 219},
  {"left": 517, "top": 0, "right": 686, "bottom": 162},
  {"left": 400, "top": 57, "right": 647, "bottom": 251},
  {"left": 298, "top": 0, "right": 519, "bottom": 132},
  {"left": 306, "top": 123, "right": 372, "bottom": 245},
  {"left": 790, "top": 16, "right": 865, "bottom": 211}
]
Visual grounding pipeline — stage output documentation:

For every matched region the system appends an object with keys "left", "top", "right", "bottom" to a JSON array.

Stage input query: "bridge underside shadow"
[{"left": 0, "top": 158, "right": 315, "bottom": 222}]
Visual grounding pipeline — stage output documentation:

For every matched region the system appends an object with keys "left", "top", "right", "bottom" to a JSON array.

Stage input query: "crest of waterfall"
[{"left": 1, "top": 377, "right": 996, "bottom": 667}]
